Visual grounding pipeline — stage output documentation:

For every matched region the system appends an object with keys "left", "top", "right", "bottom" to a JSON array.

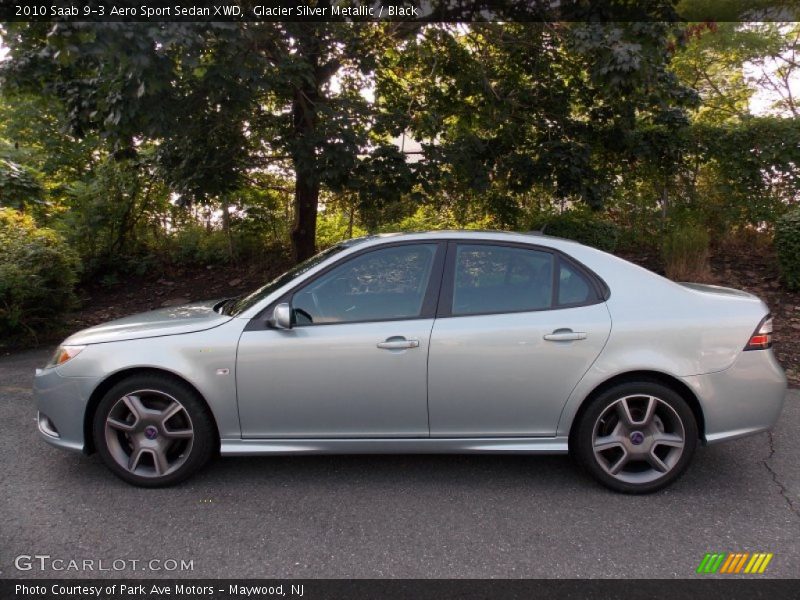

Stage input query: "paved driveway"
[{"left": 1, "top": 348, "right": 798, "bottom": 578}]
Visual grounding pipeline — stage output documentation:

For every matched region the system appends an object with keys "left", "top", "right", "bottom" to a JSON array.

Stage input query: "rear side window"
[
  {"left": 452, "top": 245, "right": 554, "bottom": 315},
  {"left": 558, "top": 260, "right": 593, "bottom": 305}
]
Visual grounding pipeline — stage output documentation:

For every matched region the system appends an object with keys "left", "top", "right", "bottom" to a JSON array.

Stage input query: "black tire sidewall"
[
  {"left": 574, "top": 381, "right": 698, "bottom": 494},
  {"left": 92, "top": 374, "right": 216, "bottom": 487}
]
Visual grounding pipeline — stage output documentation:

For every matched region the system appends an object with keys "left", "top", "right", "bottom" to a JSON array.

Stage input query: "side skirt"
[{"left": 220, "top": 437, "right": 569, "bottom": 456}]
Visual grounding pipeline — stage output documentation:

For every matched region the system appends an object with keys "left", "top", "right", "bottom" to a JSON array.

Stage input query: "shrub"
[
  {"left": 380, "top": 206, "right": 497, "bottom": 234},
  {"left": 163, "top": 222, "right": 288, "bottom": 268},
  {"left": 167, "top": 225, "right": 229, "bottom": 266},
  {"left": 775, "top": 208, "right": 800, "bottom": 291},
  {"left": 661, "top": 225, "right": 711, "bottom": 282},
  {"left": 0, "top": 208, "right": 80, "bottom": 341},
  {"left": 535, "top": 210, "right": 620, "bottom": 252},
  {"left": 316, "top": 210, "right": 367, "bottom": 249}
]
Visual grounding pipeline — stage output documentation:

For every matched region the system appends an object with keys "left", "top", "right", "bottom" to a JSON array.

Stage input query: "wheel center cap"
[
  {"left": 629, "top": 431, "right": 645, "bottom": 445},
  {"left": 144, "top": 425, "right": 159, "bottom": 440}
]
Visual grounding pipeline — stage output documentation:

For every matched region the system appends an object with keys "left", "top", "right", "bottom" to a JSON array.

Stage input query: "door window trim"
[
  {"left": 436, "top": 240, "right": 608, "bottom": 319},
  {"left": 246, "top": 240, "right": 447, "bottom": 330}
]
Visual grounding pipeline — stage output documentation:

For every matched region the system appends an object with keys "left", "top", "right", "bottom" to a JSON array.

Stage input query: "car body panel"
[
  {"left": 220, "top": 436, "right": 570, "bottom": 455},
  {"left": 428, "top": 303, "right": 611, "bottom": 437},
  {"left": 41, "top": 319, "right": 245, "bottom": 450},
  {"left": 236, "top": 319, "right": 435, "bottom": 438},
  {"left": 557, "top": 243, "right": 769, "bottom": 376},
  {"left": 62, "top": 300, "right": 232, "bottom": 345},
  {"left": 34, "top": 368, "right": 96, "bottom": 452},
  {"left": 680, "top": 348, "right": 787, "bottom": 443}
]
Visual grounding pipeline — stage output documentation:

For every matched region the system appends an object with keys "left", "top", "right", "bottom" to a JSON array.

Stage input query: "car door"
[
  {"left": 428, "top": 242, "right": 612, "bottom": 437},
  {"left": 236, "top": 242, "right": 444, "bottom": 438}
]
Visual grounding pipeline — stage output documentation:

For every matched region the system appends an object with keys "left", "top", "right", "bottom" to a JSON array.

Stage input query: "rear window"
[{"left": 452, "top": 245, "right": 555, "bottom": 315}]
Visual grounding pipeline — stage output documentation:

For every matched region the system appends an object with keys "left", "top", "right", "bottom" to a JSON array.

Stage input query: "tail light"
[{"left": 744, "top": 315, "right": 773, "bottom": 351}]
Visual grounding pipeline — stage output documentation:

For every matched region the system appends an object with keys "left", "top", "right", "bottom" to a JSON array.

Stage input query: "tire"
[
  {"left": 573, "top": 381, "right": 698, "bottom": 494},
  {"left": 92, "top": 373, "right": 217, "bottom": 487}
]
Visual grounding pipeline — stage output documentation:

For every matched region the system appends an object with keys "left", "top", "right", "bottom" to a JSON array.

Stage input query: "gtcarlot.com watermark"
[{"left": 14, "top": 554, "right": 194, "bottom": 572}]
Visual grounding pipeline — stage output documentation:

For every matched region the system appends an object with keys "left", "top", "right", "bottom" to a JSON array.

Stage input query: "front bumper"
[
  {"left": 33, "top": 366, "right": 100, "bottom": 453},
  {"left": 682, "top": 349, "right": 788, "bottom": 444}
]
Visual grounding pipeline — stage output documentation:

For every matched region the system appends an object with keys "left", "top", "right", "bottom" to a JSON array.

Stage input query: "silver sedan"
[{"left": 34, "top": 231, "right": 787, "bottom": 493}]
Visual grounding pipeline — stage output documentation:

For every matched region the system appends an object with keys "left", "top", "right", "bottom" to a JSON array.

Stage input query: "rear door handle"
[
  {"left": 377, "top": 337, "right": 420, "bottom": 350},
  {"left": 543, "top": 330, "right": 587, "bottom": 342}
]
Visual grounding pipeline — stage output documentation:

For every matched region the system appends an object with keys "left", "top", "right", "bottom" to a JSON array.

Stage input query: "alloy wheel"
[
  {"left": 104, "top": 389, "right": 194, "bottom": 478},
  {"left": 591, "top": 394, "right": 686, "bottom": 485}
]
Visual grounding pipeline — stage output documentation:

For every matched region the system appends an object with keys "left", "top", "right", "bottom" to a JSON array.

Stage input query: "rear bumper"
[
  {"left": 33, "top": 367, "right": 98, "bottom": 453},
  {"left": 681, "top": 350, "right": 787, "bottom": 444}
]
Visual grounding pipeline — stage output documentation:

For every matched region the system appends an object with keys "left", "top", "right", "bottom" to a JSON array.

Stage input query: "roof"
[{"left": 340, "top": 229, "right": 569, "bottom": 248}]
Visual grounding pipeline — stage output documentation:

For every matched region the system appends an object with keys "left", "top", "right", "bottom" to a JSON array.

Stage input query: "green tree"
[
  {"left": 0, "top": 20, "right": 411, "bottom": 262},
  {"left": 376, "top": 21, "right": 696, "bottom": 223}
]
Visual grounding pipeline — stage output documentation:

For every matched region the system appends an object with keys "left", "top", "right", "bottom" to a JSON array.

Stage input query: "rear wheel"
[
  {"left": 92, "top": 374, "right": 216, "bottom": 487},
  {"left": 573, "top": 381, "right": 698, "bottom": 493}
]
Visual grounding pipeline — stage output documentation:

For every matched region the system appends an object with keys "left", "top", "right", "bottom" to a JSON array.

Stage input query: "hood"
[{"left": 63, "top": 300, "right": 233, "bottom": 345}]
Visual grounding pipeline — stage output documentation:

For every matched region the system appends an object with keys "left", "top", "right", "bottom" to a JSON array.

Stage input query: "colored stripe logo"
[{"left": 696, "top": 552, "right": 773, "bottom": 574}]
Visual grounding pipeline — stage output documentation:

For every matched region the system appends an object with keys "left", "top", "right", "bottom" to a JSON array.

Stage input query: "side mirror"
[{"left": 270, "top": 303, "right": 293, "bottom": 330}]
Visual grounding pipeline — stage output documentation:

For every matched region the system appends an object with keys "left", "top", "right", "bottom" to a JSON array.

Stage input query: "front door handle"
[
  {"left": 377, "top": 337, "right": 420, "bottom": 350},
  {"left": 543, "top": 329, "right": 587, "bottom": 342}
]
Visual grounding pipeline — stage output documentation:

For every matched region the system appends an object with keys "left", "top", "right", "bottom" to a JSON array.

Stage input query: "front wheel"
[
  {"left": 573, "top": 382, "right": 698, "bottom": 494},
  {"left": 92, "top": 374, "right": 216, "bottom": 487}
]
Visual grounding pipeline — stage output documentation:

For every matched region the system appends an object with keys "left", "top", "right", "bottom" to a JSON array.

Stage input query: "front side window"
[
  {"left": 292, "top": 244, "right": 438, "bottom": 325},
  {"left": 452, "top": 244, "right": 554, "bottom": 315},
  {"left": 226, "top": 244, "right": 348, "bottom": 316}
]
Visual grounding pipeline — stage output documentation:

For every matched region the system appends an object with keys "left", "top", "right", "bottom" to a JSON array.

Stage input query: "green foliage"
[
  {"left": 0, "top": 208, "right": 79, "bottom": 342},
  {"left": 661, "top": 225, "right": 711, "bottom": 281},
  {"left": 61, "top": 155, "right": 170, "bottom": 275},
  {"left": 164, "top": 222, "right": 283, "bottom": 268},
  {"left": 775, "top": 208, "right": 800, "bottom": 290},
  {"left": 376, "top": 205, "right": 496, "bottom": 234},
  {"left": 669, "top": 22, "right": 762, "bottom": 123},
  {"left": 533, "top": 210, "right": 620, "bottom": 252},
  {"left": 166, "top": 226, "right": 234, "bottom": 267},
  {"left": 0, "top": 158, "right": 44, "bottom": 209},
  {"left": 1, "top": 19, "right": 800, "bottom": 343},
  {"left": 379, "top": 21, "right": 696, "bottom": 215},
  {"left": 316, "top": 211, "right": 367, "bottom": 249}
]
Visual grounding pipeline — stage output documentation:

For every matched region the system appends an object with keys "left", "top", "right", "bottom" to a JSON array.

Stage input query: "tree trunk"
[
  {"left": 220, "top": 197, "right": 234, "bottom": 261},
  {"left": 291, "top": 173, "right": 319, "bottom": 262},
  {"left": 347, "top": 197, "right": 355, "bottom": 239},
  {"left": 289, "top": 78, "right": 321, "bottom": 262},
  {"left": 288, "top": 26, "right": 336, "bottom": 263}
]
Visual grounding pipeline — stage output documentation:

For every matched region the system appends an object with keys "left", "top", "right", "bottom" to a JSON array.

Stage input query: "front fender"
[{"left": 54, "top": 318, "right": 246, "bottom": 439}]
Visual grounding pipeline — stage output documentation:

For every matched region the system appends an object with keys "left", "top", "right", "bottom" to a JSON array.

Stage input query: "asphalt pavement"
[{"left": 1, "top": 348, "right": 798, "bottom": 579}]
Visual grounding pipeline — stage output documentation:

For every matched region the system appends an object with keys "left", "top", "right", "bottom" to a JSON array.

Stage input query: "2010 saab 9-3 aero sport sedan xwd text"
[{"left": 34, "top": 231, "right": 787, "bottom": 493}]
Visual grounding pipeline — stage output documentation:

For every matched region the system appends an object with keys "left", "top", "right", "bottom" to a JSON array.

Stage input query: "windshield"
[{"left": 226, "top": 244, "right": 349, "bottom": 316}]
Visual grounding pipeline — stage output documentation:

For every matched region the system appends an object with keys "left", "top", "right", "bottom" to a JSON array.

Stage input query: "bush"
[
  {"left": 380, "top": 206, "right": 497, "bottom": 234},
  {"left": 0, "top": 208, "right": 80, "bottom": 341},
  {"left": 661, "top": 225, "right": 711, "bottom": 282},
  {"left": 535, "top": 210, "right": 620, "bottom": 252},
  {"left": 775, "top": 208, "right": 800, "bottom": 291},
  {"left": 316, "top": 210, "right": 367, "bottom": 249},
  {"left": 166, "top": 225, "right": 231, "bottom": 266}
]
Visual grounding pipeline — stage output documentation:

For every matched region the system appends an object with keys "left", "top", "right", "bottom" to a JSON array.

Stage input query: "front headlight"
[{"left": 46, "top": 345, "right": 86, "bottom": 369}]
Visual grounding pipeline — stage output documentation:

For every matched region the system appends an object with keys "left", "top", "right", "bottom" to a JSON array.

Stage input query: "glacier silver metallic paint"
[{"left": 33, "top": 231, "right": 786, "bottom": 466}]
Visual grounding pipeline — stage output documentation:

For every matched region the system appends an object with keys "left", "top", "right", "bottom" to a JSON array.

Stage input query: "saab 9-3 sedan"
[{"left": 34, "top": 231, "right": 786, "bottom": 493}]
